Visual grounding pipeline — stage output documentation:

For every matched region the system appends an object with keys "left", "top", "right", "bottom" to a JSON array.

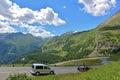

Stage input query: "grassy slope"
[
  {"left": 42, "top": 10, "right": 120, "bottom": 59},
  {"left": 109, "top": 51, "right": 120, "bottom": 61},
  {"left": 31, "top": 61, "right": 120, "bottom": 80},
  {"left": 42, "top": 30, "right": 96, "bottom": 58},
  {"left": 14, "top": 10, "right": 120, "bottom": 64},
  {"left": 94, "top": 11, "right": 120, "bottom": 56},
  {"left": 54, "top": 57, "right": 102, "bottom": 66}
]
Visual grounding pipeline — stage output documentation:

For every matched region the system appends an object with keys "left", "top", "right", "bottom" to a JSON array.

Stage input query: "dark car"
[{"left": 77, "top": 65, "right": 91, "bottom": 72}]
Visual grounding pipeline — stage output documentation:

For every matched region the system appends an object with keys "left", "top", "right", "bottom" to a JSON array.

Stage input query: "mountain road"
[{"left": 0, "top": 66, "right": 79, "bottom": 80}]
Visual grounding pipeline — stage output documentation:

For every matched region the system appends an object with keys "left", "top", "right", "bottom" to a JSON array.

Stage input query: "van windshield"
[
  {"left": 32, "top": 65, "right": 34, "bottom": 68},
  {"left": 44, "top": 66, "right": 50, "bottom": 69}
]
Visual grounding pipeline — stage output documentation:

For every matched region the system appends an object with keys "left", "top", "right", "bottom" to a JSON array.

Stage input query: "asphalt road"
[{"left": 0, "top": 66, "right": 79, "bottom": 80}]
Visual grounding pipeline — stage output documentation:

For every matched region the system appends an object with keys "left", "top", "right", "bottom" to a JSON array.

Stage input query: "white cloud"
[
  {"left": 0, "top": 0, "right": 65, "bottom": 37},
  {"left": 18, "top": 23, "right": 54, "bottom": 38},
  {"left": 0, "top": 0, "right": 65, "bottom": 25},
  {"left": 36, "top": 7, "right": 66, "bottom": 26},
  {"left": 78, "top": 0, "right": 116, "bottom": 16},
  {"left": 30, "top": 28, "right": 55, "bottom": 38},
  {"left": 0, "top": 21, "right": 17, "bottom": 33}
]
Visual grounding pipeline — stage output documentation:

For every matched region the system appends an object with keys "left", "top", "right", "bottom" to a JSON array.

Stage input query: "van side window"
[
  {"left": 44, "top": 66, "right": 47, "bottom": 69},
  {"left": 36, "top": 66, "right": 43, "bottom": 69}
]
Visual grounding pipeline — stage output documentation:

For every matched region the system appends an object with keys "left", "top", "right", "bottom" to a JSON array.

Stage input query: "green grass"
[
  {"left": 54, "top": 57, "right": 102, "bottom": 66},
  {"left": 31, "top": 61, "right": 120, "bottom": 80},
  {"left": 108, "top": 52, "right": 120, "bottom": 61},
  {"left": 0, "top": 64, "right": 32, "bottom": 67}
]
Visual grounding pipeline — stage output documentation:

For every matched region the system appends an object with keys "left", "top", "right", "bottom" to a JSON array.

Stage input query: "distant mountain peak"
[{"left": 62, "top": 31, "right": 78, "bottom": 35}]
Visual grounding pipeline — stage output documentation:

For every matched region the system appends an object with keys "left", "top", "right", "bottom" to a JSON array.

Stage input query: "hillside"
[
  {"left": 93, "top": 10, "right": 120, "bottom": 57},
  {"left": 13, "top": 10, "right": 120, "bottom": 64},
  {"left": 0, "top": 32, "right": 46, "bottom": 64}
]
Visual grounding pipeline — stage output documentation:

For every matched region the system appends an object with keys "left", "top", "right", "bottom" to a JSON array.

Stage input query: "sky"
[{"left": 0, "top": 0, "right": 120, "bottom": 38}]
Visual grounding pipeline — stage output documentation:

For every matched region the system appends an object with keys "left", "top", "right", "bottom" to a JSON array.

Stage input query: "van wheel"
[
  {"left": 36, "top": 72, "right": 40, "bottom": 76},
  {"left": 50, "top": 71, "right": 54, "bottom": 75}
]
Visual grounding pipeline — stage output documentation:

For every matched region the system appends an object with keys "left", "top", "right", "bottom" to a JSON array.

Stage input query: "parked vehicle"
[
  {"left": 31, "top": 63, "right": 55, "bottom": 76},
  {"left": 77, "top": 65, "right": 91, "bottom": 72}
]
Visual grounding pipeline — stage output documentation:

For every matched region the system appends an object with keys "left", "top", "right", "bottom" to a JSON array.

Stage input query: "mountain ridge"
[{"left": 0, "top": 32, "right": 47, "bottom": 64}]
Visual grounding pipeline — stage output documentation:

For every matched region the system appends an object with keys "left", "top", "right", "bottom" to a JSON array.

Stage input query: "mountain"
[
  {"left": 0, "top": 32, "right": 46, "bottom": 64},
  {"left": 13, "top": 10, "right": 120, "bottom": 64}
]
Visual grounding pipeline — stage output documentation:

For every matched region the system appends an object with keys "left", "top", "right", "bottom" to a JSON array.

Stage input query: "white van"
[{"left": 31, "top": 63, "right": 55, "bottom": 76}]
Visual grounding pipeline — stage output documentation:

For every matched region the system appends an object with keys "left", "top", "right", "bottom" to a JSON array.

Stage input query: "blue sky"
[{"left": 0, "top": 0, "right": 120, "bottom": 38}]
